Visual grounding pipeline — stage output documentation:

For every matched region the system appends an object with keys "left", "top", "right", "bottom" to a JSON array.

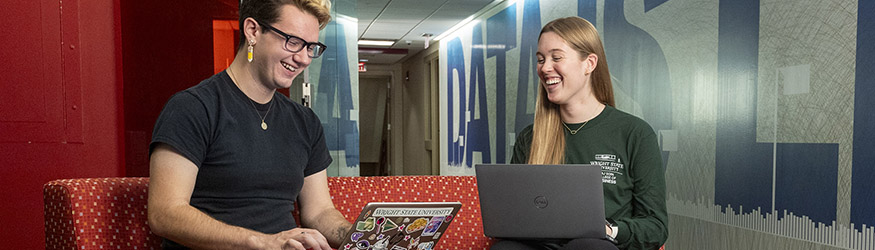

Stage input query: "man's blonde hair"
[{"left": 238, "top": 0, "right": 332, "bottom": 49}]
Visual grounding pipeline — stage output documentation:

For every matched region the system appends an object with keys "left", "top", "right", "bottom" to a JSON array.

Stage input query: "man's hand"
[
  {"left": 298, "top": 170, "right": 354, "bottom": 247},
  {"left": 247, "top": 228, "right": 332, "bottom": 250}
]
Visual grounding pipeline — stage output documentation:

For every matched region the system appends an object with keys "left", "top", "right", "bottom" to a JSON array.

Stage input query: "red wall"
[
  {"left": 0, "top": 0, "right": 124, "bottom": 248},
  {"left": 122, "top": 0, "right": 238, "bottom": 177},
  {"left": 0, "top": 0, "right": 240, "bottom": 247}
]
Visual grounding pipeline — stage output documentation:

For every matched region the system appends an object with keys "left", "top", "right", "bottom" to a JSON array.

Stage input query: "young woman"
[{"left": 496, "top": 16, "right": 668, "bottom": 250}]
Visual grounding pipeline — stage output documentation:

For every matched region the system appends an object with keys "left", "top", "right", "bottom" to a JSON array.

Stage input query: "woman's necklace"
[
  {"left": 562, "top": 120, "right": 589, "bottom": 135},
  {"left": 562, "top": 103, "right": 604, "bottom": 135},
  {"left": 227, "top": 68, "right": 273, "bottom": 131}
]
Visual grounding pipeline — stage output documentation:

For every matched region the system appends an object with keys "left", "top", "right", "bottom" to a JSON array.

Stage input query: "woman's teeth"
[{"left": 545, "top": 78, "right": 561, "bottom": 85}]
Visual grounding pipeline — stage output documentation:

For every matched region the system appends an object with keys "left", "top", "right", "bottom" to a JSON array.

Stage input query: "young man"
[{"left": 147, "top": 1, "right": 350, "bottom": 249}]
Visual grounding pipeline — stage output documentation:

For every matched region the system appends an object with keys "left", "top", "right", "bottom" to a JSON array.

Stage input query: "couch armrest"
[{"left": 44, "top": 177, "right": 161, "bottom": 250}]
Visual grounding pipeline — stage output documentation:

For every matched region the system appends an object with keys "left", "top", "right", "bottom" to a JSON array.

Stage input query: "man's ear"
[
  {"left": 242, "top": 17, "right": 260, "bottom": 44},
  {"left": 585, "top": 53, "right": 598, "bottom": 75}
]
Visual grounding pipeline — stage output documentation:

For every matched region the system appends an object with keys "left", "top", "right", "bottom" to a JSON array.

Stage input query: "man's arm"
[
  {"left": 297, "top": 169, "right": 353, "bottom": 248},
  {"left": 148, "top": 144, "right": 311, "bottom": 250}
]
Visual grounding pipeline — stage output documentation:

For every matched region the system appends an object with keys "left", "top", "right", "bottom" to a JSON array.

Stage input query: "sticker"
[
  {"left": 432, "top": 232, "right": 441, "bottom": 239},
  {"left": 351, "top": 232, "right": 364, "bottom": 241},
  {"left": 372, "top": 237, "right": 390, "bottom": 249},
  {"left": 405, "top": 218, "right": 428, "bottom": 233},
  {"left": 444, "top": 214, "right": 453, "bottom": 222},
  {"left": 375, "top": 216, "right": 387, "bottom": 233},
  {"left": 409, "top": 236, "right": 420, "bottom": 247},
  {"left": 355, "top": 240, "right": 370, "bottom": 249},
  {"left": 356, "top": 217, "right": 376, "bottom": 232},
  {"left": 344, "top": 243, "right": 352, "bottom": 250},
  {"left": 398, "top": 224, "right": 405, "bottom": 232},
  {"left": 369, "top": 234, "right": 377, "bottom": 240},
  {"left": 416, "top": 242, "right": 434, "bottom": 250},
  {"left": 388, "top": 232, "right": 406, "bottom": 245},
  {"left": 381, "top": 217, "right": 399, "bottom": 232},
  {"left": 404, "top": 235, "right": 411, "bottom": 241},
  {"left": 403, "top": 218, "right": 410, "bottom": 223},
  {"left": 421, "top": 216, "right": 444, "bottom": 237},
  {"left": 391, "top": 246, "right": 407, "bottom": 250}
]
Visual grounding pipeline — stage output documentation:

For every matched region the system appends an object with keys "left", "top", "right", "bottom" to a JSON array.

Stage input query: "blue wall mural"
[
  {"left": 601, "top": 0, "right": 673, "bottom": 166},
  {"left": 307, "top": 0, "right": 359, "bottom": 176},
  {"left": 439, "top": 0, "right": 871, "bottom": 248},
  {"left": 317, "top": 21, "right": 360, "bottom": 168},
  {"left": 513, "top": 0, "right": 540, "bottom": 142},
  {"left": 714, "top": 0, "right": 774, "bottom": 216},
  {"left": 445, "top": 0, "right": 539, "bottom": 167},
  {"left": 714, "top": 0, "right": 838, "bottom": 224},
  {"left": 851, "top": 0, "right": 875, "bottom": 232},
  {"left": 486, "top": 5, "right": 516, "bottom": 164},
  {"left": 446, "top": 37, "right": 465, "bottom": 166}
]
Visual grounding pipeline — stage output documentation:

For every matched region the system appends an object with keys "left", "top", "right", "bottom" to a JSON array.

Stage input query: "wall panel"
[{"left": 437, "top": 0, "right": 871, "bottom": 248}]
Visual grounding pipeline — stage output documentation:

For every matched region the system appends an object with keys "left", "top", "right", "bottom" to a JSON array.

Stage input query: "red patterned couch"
[{"left": 43, "top": 176, "right": 492, "bottom": 249}]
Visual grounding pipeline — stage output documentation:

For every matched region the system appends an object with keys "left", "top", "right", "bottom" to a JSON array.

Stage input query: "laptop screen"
[{"left": 475, "top": 164, "right": 605, "bottom": 240}]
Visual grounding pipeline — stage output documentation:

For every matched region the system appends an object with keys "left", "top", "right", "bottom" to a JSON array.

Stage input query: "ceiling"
[{"left": 356, "top": 0, "right": 499, "bottom": 64}]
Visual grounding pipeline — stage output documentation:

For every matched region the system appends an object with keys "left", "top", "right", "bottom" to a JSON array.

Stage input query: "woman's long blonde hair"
[{"left": 528, "top": 17, "right": 615, "bottom": 164}]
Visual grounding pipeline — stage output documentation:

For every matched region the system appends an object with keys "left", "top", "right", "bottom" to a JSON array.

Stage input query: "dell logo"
[{"left": 534, "top": 196, "right": 548, "bottom": 209}]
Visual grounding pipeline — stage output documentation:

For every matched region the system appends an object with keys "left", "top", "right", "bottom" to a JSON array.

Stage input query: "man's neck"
[{"left": 228, "top": 58, "right": 275, "bottom": 104}]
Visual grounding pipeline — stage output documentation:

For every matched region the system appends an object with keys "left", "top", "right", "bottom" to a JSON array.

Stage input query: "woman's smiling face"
[{"left": 536, "top": 31, "right": 595, "bottom": 106}]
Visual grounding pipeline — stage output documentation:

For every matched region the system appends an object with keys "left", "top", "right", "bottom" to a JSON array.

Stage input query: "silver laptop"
[{"left": 475, "top": 164, "right": 605, "bottom": 240}]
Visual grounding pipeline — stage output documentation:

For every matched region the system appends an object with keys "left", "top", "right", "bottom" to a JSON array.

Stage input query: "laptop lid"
[
  {"left": 338, "top": 202, "right": 462, "bottom": 250},
  {"left": 475, "top": 164, "right": 605, "bottom": 240}
]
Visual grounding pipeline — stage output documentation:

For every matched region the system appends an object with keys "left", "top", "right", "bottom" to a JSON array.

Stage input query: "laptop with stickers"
[
  {"left": 337, "top": 202, "right": 462, "bottom": 250},
  {"left": 475, "top": 164, "right": 605, "bottom": 240}
]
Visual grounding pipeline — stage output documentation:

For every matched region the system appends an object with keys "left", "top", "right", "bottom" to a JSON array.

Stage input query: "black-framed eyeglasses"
[{"left": 256, "top": 20, "right": 327, "bottom": 58}]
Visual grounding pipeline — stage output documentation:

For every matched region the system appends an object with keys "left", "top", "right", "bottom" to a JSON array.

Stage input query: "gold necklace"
[
  {"left": 562, "top": 120, "right": 589, "bottom": 135},
  {"left": 227, "top": 68, "right": 273, "bottom": 131}
]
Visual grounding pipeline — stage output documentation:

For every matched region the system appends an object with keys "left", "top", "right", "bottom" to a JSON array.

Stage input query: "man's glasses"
[{"left": 256, "top": 20, "right": 327, "bottom": 58}]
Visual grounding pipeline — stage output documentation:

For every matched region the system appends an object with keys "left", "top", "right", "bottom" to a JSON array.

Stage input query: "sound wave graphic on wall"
[{"left": 669, "top": 194, "right": 874, "bottom": 249}]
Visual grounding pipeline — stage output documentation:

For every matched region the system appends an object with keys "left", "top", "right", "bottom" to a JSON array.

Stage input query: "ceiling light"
[
  {"left": 358, "top": 39, "right": 396, "bottom": 46},
  {"left": 433, "top": 19, "right": 480, "bottom": 41},
  {"left": 434, "top": 0, "right": 511, "bottom": 41}
]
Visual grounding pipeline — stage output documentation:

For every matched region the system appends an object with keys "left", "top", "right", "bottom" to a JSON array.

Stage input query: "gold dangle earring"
[{"left": 247, "top": 40, "right": 255, "bottom": 62}]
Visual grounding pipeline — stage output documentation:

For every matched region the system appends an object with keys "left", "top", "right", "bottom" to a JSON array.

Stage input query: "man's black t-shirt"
[{"left": 150, "top": 71, "right": 332, "bottom": 248}]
